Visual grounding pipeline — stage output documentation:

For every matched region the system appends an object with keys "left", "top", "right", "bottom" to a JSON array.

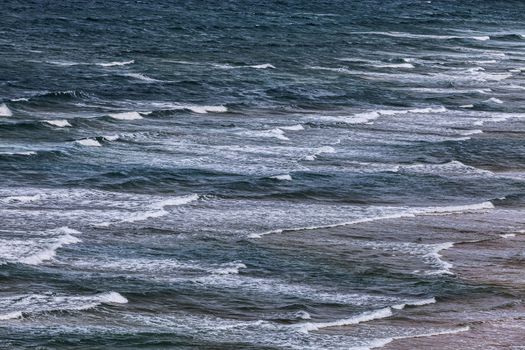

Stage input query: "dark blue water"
[{"left": 1, "top": 1, "right": 525, "bottom": 349}]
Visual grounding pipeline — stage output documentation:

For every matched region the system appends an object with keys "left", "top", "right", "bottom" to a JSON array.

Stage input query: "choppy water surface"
[{"left": 1, "top": 1, "right": 525, "bottom": 349}]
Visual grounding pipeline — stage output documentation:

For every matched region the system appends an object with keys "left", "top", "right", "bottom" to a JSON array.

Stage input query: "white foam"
[
  {"left": 295, "top": 311, "right": 311, "bottom": 320},
  {"left": 353, "top": 31, "right": 490, "bottom": 41},
  {"left": 0, "top": 311, "right": 23, "bottom": 320},
  {"left": 500, "top": 233, "right": 516, "bottom": 239},
  {"left": 44, "top": 119, "right": 71, "bottom": 127},
  {"left": 149, "top": 194, "right": 200, "bottom": 209},
  {"left": 0, "top": 291, "right": 127, "bottom": 320},
  {"left": 99, "top": 194, "right": 199, "bottom": 226},
  {"left": 151, "top": 102, "right": 228, "bottom": 114},
  {"left": 75, "top": 138, "right": 102, "bottom": 147},
  {"left": 484, "top": 97, "right": 504, "bottom": 104},
  {"left": 249, "top": 63, "right": 275, "bottom": 69},
  {"left": 460, "top": 104, "right": 474, "bottom": 108},
  {"left": 97, "top": 60, "right": 134, "bottom": 67},
  {"left": 186, "top": 105, "right": 228, "bottom": 114},
  {"left": 46, "top": 60, "right": 82, "bottom": 66},
  {"left": 0, "top": 227, "right": 81, "bottom": 266},
  {"left": 280, "top": 124, "right": 304, "bottom": 131},
  {"left": 249, "top": 201, "right": 493, "bottom": 239},
  {"left": 421, "top": 243, "right": 455, "bottom": 275},
  {"left": 66, "top": 256, "right": 246, "bottom": 276},
  {"left": 1, "top": 194, "right": 43, "bottom": 204},
  {"left": 0, "top": 151, "right": 36, "bottom": 156},
  {"left": 392, "top": 297, "right": 437, "bottom": 310},
  {"left": 295, "top": 307, "right": 393, "bottom": 333},
  {"left": 213, "top": 63, "right": 275, "bottom": 69},
  {"left": 124, "top": 73, "right": 162, "bottom": 82},
  {"left": 103, "top": 135, "right": 119, "bottom": 141},
  {"left": 270, "top": 174, "right": 292, "bottom": 181},
  {"left": 11, "top": 97, "right": 29, "bottom": 102},
  {"left": 417, "top": 201, "right": 494, "bottom": 215},
  {"left": 399, "top": 161, "right": 492, "bottom": 177},
  {"left": 365, "top": 326, "right": 471, "bottom": 350},
  {"left": 458, "top": 129, "right": 483, "bottom": 136},
  {"left": 0, "top": 103, "right": 13, "bottom": 117},
  {"left": 372, "top": 63, "right": 415, "bottom": 69},
  {"left": 108, "top": 111, "right": 143, "bottom": 120},
  {"left": 313, "top": 106, "right": 447, "bottom": 125},
  {"left": 239, "top": 128, "right": 290, "bottom": 141}
]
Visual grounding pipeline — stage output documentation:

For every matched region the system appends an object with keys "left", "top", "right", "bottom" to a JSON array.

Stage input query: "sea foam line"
[
  {"left": 248, "top": 201, "right": 494, "bottom": 238},
  {"left": 295, "top": 298, "right": 436, "bottom": 333}
]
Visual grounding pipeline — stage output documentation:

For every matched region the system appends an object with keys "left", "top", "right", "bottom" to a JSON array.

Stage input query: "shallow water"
[{"left": 1, "top": 1, "right": 525, "bottom": 349}]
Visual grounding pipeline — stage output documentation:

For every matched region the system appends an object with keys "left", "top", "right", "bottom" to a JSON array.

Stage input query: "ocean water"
[{"left": 1, "top": 1, "right": 525, "bottom": 349}]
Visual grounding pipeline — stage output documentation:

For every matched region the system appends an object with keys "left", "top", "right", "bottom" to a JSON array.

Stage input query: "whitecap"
[
  {"left": 500, "top": 233, "right": 516, "bottom": 239},
  {"left": 398, "top": 160, "right": 492, "bottom": 177},
  {"left": 185, "top": 105, "right": 228, "bottom": 114},
  {"left": 270, "top": 174, "right": 292, "bottom": 181},
  {"left": 295, "top": 307, "right": 393, "bottom": 333},
  {"left": 1, "top": 194, "right": 43, "bottom": 204},
  {"left": 75, "top": 138, "right": 102, "bottom": 147},
  {"left": 280, "top": 124, "right": 304, "bottom": 131},
  {"left": 304, "top": 146, "right": 336, "bottom": 161},
  {"left": 484, "top": 97, "right": 504, "bottom": 104},
  {"left": 365, "top": 326, "right": 470, "bottom": 350},
  {"left": 97, "top": 193, "right": 199, "bottom": 227},
  {"left": 391, "top": 297, "right": 437, "bottom": 310},
  {"left": 0, "top": 226, "right": 81, "bottom": 266},
  {"left": 97, "top": 60, "right": 134, "bottom": 67},
  {"left": 371, "top": 63, "right": 415, "bottom": 69},
  {"left": 458, "top": 129, "right": 483, "bottom": 136},
  {"left": 0, "top": 151, "right": 36, "bottom": 156},
  {"left": 150, "top": 102, "right": 228, "bottom": 114},
  {"left": 124, "top": 72, "right": 162, "bottom": 82},
  {"left": 108, "top": 111, "right": 143, "bottom": 120},
  {"left": 103, "top": 135, "right": 119, "bottom": 141},
  {"left": 238, "top": 128, "right": 290, "bottom": 141},
  {"left": 422, "top": 243, "right": 455, "bottom": 275},
  {"left": 312, "top": 106, "right": 447, "bottom": 125},
  {"left": 46, "top": 60, "right": 83, "bottom": 66},
  {"left": 353, "top": 31, "right": 490, "bottom": 41},
  {"left": 249, "top": 63, "right": 275, "bottom": 69},
  {"left": 44, "top": 119, "right": 71, "bottom": 127},
  {"left": 249, "top": 201, "right": 494, "bottom": 239},
  {"left": 213, "top": 63, "right": 275, "bottom": 69},
  {"left": 0, "top": 103, "right": 13, "bottom": 117},
  {"left": 0, "top": 291, "right": 127, "bottom": 320}
]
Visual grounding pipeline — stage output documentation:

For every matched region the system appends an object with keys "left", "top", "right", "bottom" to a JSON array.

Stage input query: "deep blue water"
[{"left": 1, "top": 1, "right": 525, "bottom": 349}]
